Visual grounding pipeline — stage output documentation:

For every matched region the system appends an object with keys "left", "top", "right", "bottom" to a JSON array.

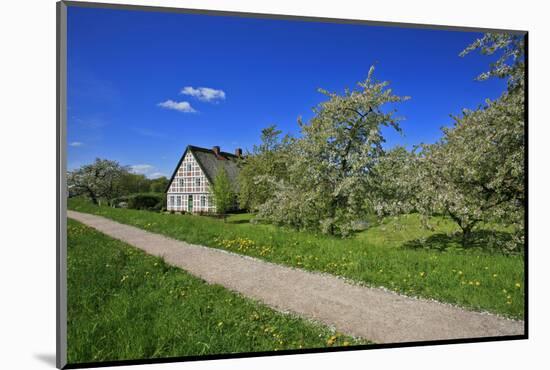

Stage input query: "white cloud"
[
  {"left": 69, "top": 141, "right": 83, "bottom": 147},
  {"left": 149, "top": 172, "right": 167, "bottom": 179},
  {"left": 181, "top": 86, "right": 226, "bottom": 102},
  {"left": 158, "top": 100, "right": 196, "bottom": 113},
  {"left": 130, "top": 164, "right": 154, "bottom": 174},
  {"left": 130, "top": 165, "right": 166, "bottom": 179}
]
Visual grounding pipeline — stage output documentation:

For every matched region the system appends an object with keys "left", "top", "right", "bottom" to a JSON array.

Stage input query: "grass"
[
  {"left": 67, "top": 219, "right": 367, "bottom": 364},
  {"left": 68, "top": 198, "right": 525, "bottom": 319}
]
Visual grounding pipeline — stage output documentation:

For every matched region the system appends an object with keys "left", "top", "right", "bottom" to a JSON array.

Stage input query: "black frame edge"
[
  {"left": 523, "top": 32, "right": 529, "bottom": 339},
  {"left": 63, "top": 335, "right": 527, "bottom": 369}
]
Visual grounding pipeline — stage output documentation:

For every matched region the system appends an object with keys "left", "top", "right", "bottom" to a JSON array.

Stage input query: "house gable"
[{"left": 166, "top": 150, "right": 210, "bottom": 194}]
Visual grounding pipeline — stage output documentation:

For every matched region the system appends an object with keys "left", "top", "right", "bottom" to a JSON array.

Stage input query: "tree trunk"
[
  {"left": 88, "top": 190, "right": 98, "bottom": 205},
  {"left": 327, "top": 196, "right": 338, "bottom": 236},
  {"left": 461, "top": 224, "right": 473, "bottom": 248},
  {"left": 446, "top": 209, "right": 477, "bottom": 249}
]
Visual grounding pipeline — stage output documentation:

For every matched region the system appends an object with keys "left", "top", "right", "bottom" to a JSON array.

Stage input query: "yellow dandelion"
[
  {"left": 458, "top": 271, "right": 463, "bottom": 275},
  {"left": 420, "top": 272, "right": 425, "bottom": 277},
  {"left": 492, "top": 274, "right": 498, "bottom": 278},
  {"left": 515, "top": 283, "right": 521, "bottom": 288},
  {"left": 475, "top": 281, "right": 480, "bottom": 286}
]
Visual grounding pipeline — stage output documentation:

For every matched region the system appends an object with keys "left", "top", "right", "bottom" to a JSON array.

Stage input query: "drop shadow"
[{"left": 34, "top": 353, "right": 57, "bottom": 367}]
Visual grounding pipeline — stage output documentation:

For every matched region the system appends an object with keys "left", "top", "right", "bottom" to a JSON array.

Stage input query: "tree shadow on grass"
[
  {"left": 402, "top": 229, "right": 519, "bottom": 254},
  {"left": 226, "top": 219, "right": 251, "bottom": 224}
]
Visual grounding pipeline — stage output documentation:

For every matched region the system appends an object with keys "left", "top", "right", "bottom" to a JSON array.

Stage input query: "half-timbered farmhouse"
[{"left": 165, "top": 145, "right": 241, "bottom": 213}]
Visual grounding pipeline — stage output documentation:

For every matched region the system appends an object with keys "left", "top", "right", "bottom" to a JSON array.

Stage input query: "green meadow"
[{"left": 69, "top": 198, "right": 524, "bottom": 319}]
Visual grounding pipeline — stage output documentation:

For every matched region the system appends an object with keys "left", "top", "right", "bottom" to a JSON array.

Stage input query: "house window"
[
  {"left": 176, "top": 196, "right": 181, "bottom": 207},
  {"left": 169, "top": 196, "right": 174, "bottom": 207},
  {"left": 186, "top": 163, "right": 192, "bottom": 172},
  {"left": 200, "top": 195, "right": 206, "bottom": 207},
  {"left": 178, "top": 178, "right": 184, "bottom": 187},
  {"left": 195, "top": 178, "right": 201, "bottom": 187}
]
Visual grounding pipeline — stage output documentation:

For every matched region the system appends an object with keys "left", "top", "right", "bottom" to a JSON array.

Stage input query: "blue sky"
[{"left": 67, "top": 5, "right": 507, "bottom": 178}]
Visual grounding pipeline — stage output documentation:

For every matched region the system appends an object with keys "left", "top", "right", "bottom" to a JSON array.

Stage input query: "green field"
[
  {"left": 68, "top": 198, "right": 525, "bottom": 319},
  {"left": 67, "top": 219, "right": 367, "bottom": 364}
]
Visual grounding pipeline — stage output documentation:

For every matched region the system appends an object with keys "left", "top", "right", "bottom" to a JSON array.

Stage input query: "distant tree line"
[{"left": 67, "top": 159, "right": 168, "bottom": 206}]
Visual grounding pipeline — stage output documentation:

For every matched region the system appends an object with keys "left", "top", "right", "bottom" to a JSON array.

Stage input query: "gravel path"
[{"left": 68, "top": 210, "right": 524, "bottom": 344}]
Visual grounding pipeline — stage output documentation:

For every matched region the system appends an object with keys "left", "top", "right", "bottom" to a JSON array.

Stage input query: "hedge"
[{"left": 110, "top": 193, "right": 166, "bottom": 211}]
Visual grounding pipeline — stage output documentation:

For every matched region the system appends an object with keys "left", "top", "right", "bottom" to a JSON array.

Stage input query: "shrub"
[
  {"left": 211, "top": 168, "right": 235, "bottom": 216},
  {"left": 124, "top": 193, "right": 166, "bottom": 211},
  {"left": 109, "top": 193, "right": 166, "bottom": 211}
]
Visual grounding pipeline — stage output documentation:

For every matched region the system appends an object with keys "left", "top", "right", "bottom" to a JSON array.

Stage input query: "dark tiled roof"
[{"left": 166, "top": 145, "right": 241, "bottom": 193}]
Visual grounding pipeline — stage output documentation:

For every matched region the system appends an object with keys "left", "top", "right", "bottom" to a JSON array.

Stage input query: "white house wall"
[{"left": 166, "top": 151, "right": 215, "bottom": 213}]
